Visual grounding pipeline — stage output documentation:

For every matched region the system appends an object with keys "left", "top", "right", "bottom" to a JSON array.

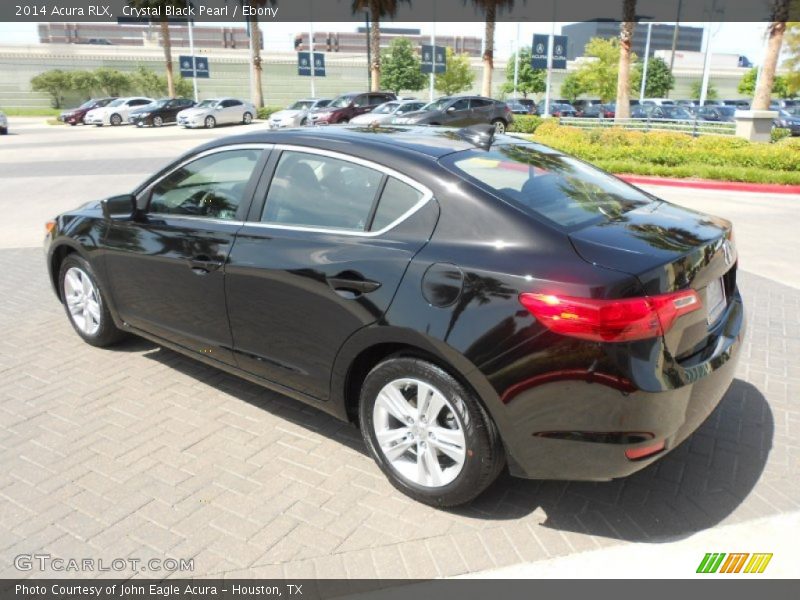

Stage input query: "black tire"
[
  {"left": 0, "top": 127, "right": 7, "bottom": 135},
  {"left": 242, "top": 112, "right": 253, "bottom": 125},
  {"left": 340, "top": 118, "right": 350, "bottom": 124},
  {"left": 110, "top": 113, "right": 122, "bottom": 126},
  {"left": 492, "top": 118, "right": 507, "bottom": 134},
  {"left": 205, "top": 116, "right": 216, "bottom": 129},
  {"left": 58, "top": 254, "right": 127, "bottom": 348},
  {"left": 69, "top": 122, "right": 77, "bottom": 127},
  {"left": 359, "top": 357, "right": 505, "bottom": 507},
  {"left": 153, "top": 116, "right": 163, "bottom": 127}
]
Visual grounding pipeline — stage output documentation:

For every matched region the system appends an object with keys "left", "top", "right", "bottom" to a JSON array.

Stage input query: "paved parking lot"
[{"left": 0, "top": 119, "right": 798, "bottom": 578}]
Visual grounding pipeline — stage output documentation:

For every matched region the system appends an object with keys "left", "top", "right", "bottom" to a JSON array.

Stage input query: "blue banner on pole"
[
  {"left": 298, "top": 52, "right": 326, "bottom": 76},
  {"left": 421, "top": 45, "right": 446, "bottom": 74},
  {"left": 552, "top": 35, "right": 568, "bottom": 69},
  {"left": 179, "top": 55, "right": 209, "bottom": 78},
  {"left": 531, "top": 34, "right": 548, "bottom": 70}
]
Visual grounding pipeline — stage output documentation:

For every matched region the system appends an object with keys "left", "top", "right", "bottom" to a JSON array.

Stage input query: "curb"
[{"left": 618, "top": 174, "right": 800, "bottom": 195}]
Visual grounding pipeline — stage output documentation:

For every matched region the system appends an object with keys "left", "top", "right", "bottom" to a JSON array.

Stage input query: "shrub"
[
  {"left": 771, "top": 128, "right": 791, "bottom": 143},
  {"left": 508, "top": 115, "right": 543, "bottom": 134},
  {"left": 257, "top": 106, "right": 283, "bottom": 120},
  {"left": 30, "top": 70, "right": 71, "bottom": 108},
  {"left": 777, "top": 136, "right": 800, "bottom": 149}
]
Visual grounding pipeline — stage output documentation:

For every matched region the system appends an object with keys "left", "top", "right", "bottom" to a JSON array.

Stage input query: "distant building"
[
  {"left": 293, "top": 30, "right": 483, "bottom": 56},
  {"left": 562, "top": 21, "right": 703, "bottom": 60},
  {"left": 37, "top": 23, "right": 257, "bottom": 50}
]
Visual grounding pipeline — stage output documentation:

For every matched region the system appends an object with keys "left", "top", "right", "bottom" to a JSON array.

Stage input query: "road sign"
[
  {"left": 421, "top": 44, "right": 446, "bottom": 74},
  {"left": 179, "top": 55, "right": 209, "bottom": 79},
  {"left": 298, "top": 52, "right": 326, "bottom": 77},
  {"left": 552, "top": 35, "right": 568, "bottom": 70},
  {"left": 531, "top": 34, "right": 548, "bottom": 69}
]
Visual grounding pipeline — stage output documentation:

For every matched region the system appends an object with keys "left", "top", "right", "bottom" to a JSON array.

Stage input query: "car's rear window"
[{"left": 442, "top": 144, "right": 653, "bottom": 230}]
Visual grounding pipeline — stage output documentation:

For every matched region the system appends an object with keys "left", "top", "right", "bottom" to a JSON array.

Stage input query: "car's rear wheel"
[
  {"left": 492, "top": 118, "right": 507, "bottom": 134},
  {"left": 69, "top": 122, "right": 77, "bottom": 127},
  {"left": 0, "top": 127, "right": 7, "bottom": 135},
  {"left": 242, "top": 112, "right": 253, "bottom": 125},
  {"left": 205, "top": 116, "right": 216, "bottom": 129},
  {"left": 152, "top": 116, "right": 163, "bottom": 127},
  {"left": 110, "top": 113, "right": 122, "bottom": 126},
  {"left": 58, "top": 255, "right": 126, "bottom": 347},
  {"left": 359, "top": 357, "right": 505, "bottom": 507}
]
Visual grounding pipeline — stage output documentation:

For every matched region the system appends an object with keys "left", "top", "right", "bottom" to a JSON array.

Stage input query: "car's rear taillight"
[{"left": 519, "top": 290, "right": 702, "bottom": 342}]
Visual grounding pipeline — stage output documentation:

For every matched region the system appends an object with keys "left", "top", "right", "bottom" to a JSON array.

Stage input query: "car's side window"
[
  {"left": 370, "top": 177, "right": 424, "bottom": 231},
  {"left": 452, "top": 99, "right": 470, "bottom": 111},
  {"left": 148, "top": 149, "right": 262, "bottom": 220},
  {"left": 228, "top": 100, "right": 243, "bottom": 107},
  {"left": 261, "top": 151, "right": 383, "bottom": 231}
]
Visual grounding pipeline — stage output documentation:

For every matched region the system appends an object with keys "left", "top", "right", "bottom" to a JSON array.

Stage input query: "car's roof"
[{"left": 200, "top": 125, "right": 525, "bottom": 160}]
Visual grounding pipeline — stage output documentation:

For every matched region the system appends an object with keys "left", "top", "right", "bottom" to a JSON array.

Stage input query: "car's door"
[
  {"left": 351, "top": 94, "right": 373, "bottom": 119},
  {"left": 224, "top": 146, "right": 439, "bottom": 400},
  {"left": 126, "top": 98, "right": 151, "bottom": 118},
  {"left": 102, "top": 144, "right": 270, "bottom": 364},
  {"left": 443, "top": 98, "right": 471, "bottom": 126},
  {"left": 467, "top": 98, "right": 495, "bottom": 125},
  {"left": 218, "top": 99, "right": 240, "bottom": 124}
]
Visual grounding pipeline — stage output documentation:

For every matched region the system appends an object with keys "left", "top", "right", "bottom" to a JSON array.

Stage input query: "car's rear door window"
[
  {"left": 261, "top": 151, "right": 383, "bottom": 231},
  {"left": 442, "top": 145, "right": 653, "bottom": 230},
  {"left": 370, "top": 177, "right": 424, "bottom": 231}
]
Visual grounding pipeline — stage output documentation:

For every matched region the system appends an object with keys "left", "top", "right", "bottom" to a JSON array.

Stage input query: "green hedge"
[
  {"left": 524, "top": 123, "right": 800, "bottom": 184},
  {"left": 508, "top": 115, "right": 543, "bottom": 133},
  {"left": 256, "top": 106, "right": 283, "bottom": 120}
]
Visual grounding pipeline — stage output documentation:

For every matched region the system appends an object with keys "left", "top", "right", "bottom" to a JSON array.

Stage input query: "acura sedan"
[
  {"left": 268, "top": 98, "right": 331, "bottom": 129},
  {"left": 129, "top": 98, "right": 196, "bottom": 127},
  {"left": 44, "top": 125, "right": 743, "bottom": 507},
  {"left": 393, "top": 96, "right": 513, "bottom": 133},
  {"left": 84, "top": 97, "right": 154, "bottom": 126},
  {"left": 177, "top": 98, "right": 256, "bottom": 129},
  {"left": 349, "top": 100, "right": 426, "bottom": 125}
]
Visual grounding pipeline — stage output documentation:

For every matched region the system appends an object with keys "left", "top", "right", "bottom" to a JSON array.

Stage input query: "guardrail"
[{"left": 558, "top": 116, "right": 737, "bottom": 137}]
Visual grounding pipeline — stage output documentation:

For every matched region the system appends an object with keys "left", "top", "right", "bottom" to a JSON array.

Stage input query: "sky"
[{"left": 0, "top": 21, "right": 776, "bottom": 66}]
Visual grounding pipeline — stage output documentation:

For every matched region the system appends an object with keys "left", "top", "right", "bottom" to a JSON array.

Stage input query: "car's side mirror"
[
  {"left": 101, "top": 194, "right": 136, "bottom": 220},
  {"left": 215, "top": 105, "right": 223, "bottom": 110},
  {"left": 447, "top": 106, "right": 456, "bottom": 113}
]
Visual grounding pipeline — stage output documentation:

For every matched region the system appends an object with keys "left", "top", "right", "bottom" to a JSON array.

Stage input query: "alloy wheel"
[
  {"left": 493, "top": 120, "right": 506, "bottom": 134},
  {"left": 372, "top": 378, "right": 467, "bottom": 487},
  {"left": 153, "top": 116, "right": 163, "bottom": 127},
  {"left": 63, "top": 267, "right": 102, "bottom": 336},
  {"left": 243, "top": 112, "right": 253, "bottom": 124},
  {"left": 205, "top": 116, "right": 216, "bottom": 129}
]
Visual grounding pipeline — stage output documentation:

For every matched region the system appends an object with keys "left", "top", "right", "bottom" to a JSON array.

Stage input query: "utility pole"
[
  {"left": 639, "top": 22, "right": 653, "bottom": 102},
  {"left": 668, "top": 0, "right": 683, "bottom": 75},
  {"left": 429, "top": 22, "right": 436, "bottom": 102},
  {"left": 187, "top": 6, "right": 198, "bottom": 102},
  {"left": 513, "top": 21, "right": 520, "bottom": 98},
  {"left": 365, "top": 12, "right": 371, "bottom": 89}
]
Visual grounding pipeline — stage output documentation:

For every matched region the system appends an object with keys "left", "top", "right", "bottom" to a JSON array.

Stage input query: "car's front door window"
[{"left": 148, "top": 149, "right": 262, "bottom": 220}]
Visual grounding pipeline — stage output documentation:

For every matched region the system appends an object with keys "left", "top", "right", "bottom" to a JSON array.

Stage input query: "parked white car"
[
  {"left": 177, "top": 98, "right": 256, "bottom": 129},
  {"left": 84, "top": 97, "right": 154, "bottom": 126},
  {"left": 268, "top": 98, "right": 331, "bottom": 129},
  {"left": 349, "top": 99, "right": 427, "bottom": 125},
  {"left": 0, "top": 110, "right": 8, "bottom": 135}
]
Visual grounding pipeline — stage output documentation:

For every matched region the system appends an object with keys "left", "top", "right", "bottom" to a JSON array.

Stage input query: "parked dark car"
[
  {"left": 392, "top": 96, "right": 513, "bottom": 133},
  {"left": 697, "top": 105, "right": 738, "bottom": 122},
  {"left": 512, "top": 98, "right": 539, "bottom": 115},
  {"left": 572, "top": 99, "right": 603, "bottom": 117},
  {"left": 507, "top": 101, "right": 533, "bottom": 115},
  {"left": 59, "top": 98, "right": 117, "bottom": 126},
  {"left": 774, "top": 109, "right": 800, "bottom": 136},
  {"left": 721, "top": 99, "right": 750, "bottom": 109},
  {"left": 44, "top": 125, "right": 743, "bottom": 507},
  {"left": 598, "top": 103, "right": 617, "bottom": 118},
  {"left": 537, "top": 101, "right": 578, "bottom": 117},
  {"left": 632, "top": 105, "right": 694, "bottom": 121},
  {"left": 308, "top": 92, "right": 396, "bottom": 125},
  {"left": 128, "top": 98, "right": 196, "bottom": 127}
]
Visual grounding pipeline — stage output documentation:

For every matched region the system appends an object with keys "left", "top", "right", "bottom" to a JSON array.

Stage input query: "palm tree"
[
  {"left": 128, "top": 0, "right": 185, "bottom": 97},
  {"left": 352, "top": 1, "right": 409, "bottom": 92},
  {"left": 615, "top": 0, "right": 637, "bottom": 120},
  {"left": 469, "top": 0, "right": 515, "bottom": 98},
  {"left": 752, "top": 1, "right": 789, "bottom": 110},
  {"left": 244, "top": 1, "right": 276, "bottom": 108}
]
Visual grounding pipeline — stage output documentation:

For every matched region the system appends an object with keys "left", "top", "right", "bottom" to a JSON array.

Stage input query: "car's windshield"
[
  {"left": 443, "top": 144, "right": 653, "bottom": 231},
  {"left": 107, "top": 99, "right": 125, "bottom": 107},
  {"left": 329, "top": 95, "right": 355, "bottom": 108},
  {"left": 78, "top": 99, "right": 97, "bottom": 109},
  {"left": 148, "top": 99, "right": 170, "bottom": 108},
  {"left": 197, "top": 100, "right": 218, "bottom": 108},
  {"left": 288, "top": 101, "right": 314, "bottom": 110},
  {"left": 661, "top": 106, "right": 691, "bottom": 119},
  {"left": 371, "top": 102, "right": 399, "bottom": 114},
  {"left": 422, "top": 98, "right": 451, "bottom": 112}
]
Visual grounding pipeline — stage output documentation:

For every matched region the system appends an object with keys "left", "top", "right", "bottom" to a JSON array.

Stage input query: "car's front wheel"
[
  {"left": 242, "top": 112, "right": 253, "bottom": 125},
  {"left": 205, "top": 116, "right": 216, "bottom": 129},
  {"left": 492, "top": 118, "right": 507, "bottom": 134},
  {"left": 152, "top": 116, "right": 163, "bottom": 127},
  {"left": 59, "top": 255, "right": 126, "bottom": 347},
  {"left": 359, "top": 357, "right": 505, "bottom": 507},
  {"left": 110, "top": 113, "right": 122, "bottom": 126}
]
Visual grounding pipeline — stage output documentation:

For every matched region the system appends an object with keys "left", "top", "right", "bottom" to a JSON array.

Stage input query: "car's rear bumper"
[{"left": 499, "top": 291, "right": 745, "bottom": 481}]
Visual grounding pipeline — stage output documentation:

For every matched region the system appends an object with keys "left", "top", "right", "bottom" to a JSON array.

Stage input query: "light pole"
[
  {"left": 639, "top": 21, "right": 653, "bottom": 102},
  {"left": 513, "top": 22, "right": 520, "bottom": 98}
]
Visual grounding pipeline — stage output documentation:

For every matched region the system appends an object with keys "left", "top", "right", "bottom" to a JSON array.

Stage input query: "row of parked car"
[{"left": 58, "top": 96, "right": 258, "bottom": 129}]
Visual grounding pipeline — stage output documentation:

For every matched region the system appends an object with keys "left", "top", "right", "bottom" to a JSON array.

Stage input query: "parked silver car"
[
  {"left": 177, "top": 98, "right": 256, "bottom": 129},
  {"left": 268, "top": 98, "right": 331, "bottom": 129},
  {"left": 349, "top": 100, "right": 427, "bottom": 125}
]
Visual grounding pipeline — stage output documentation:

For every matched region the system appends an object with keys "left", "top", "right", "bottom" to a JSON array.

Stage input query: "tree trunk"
[
  {"left": 615, "top": 0, "right": 637, "bottom": 120},
  {"left": 250, "top": 17, "right": 264, "bottom": 108},
  {"left": 159, "top": 16, "right": 175, "bottom": 97},
  {"left": 369, "top": 0, "right": 381, "bottom": 92},
  {"left": 752, "top": 5, "right": 788, "bottom": 110},
  {"left": 481, "top": 1, "right": 496, "bottom": 98}
]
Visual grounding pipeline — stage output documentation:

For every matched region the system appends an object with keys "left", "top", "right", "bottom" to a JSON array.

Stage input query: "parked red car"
[
  {"left": 308, "top": 92, "right": 396, "bottom": 125},
  {"left": 59, "top": 98, "right": 117, "bottom": 126}
]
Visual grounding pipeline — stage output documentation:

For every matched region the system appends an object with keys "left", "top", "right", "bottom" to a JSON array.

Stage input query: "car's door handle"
[
  {"left": 188, "top": 255, "right": 224, "bottom": 274},
  {"left": 327, "top": 276, "right": 381, "bottom": 296}
]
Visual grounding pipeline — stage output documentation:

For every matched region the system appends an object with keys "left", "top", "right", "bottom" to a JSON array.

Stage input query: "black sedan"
[
  {"left": 44, "top": 125, "right": 743, "bottom": 507},
  {"left": 128, "top": 98, "right": 196, "bottom": 127}
]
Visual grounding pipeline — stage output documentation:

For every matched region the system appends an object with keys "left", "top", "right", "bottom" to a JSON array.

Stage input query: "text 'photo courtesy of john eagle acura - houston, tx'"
[{"left": 44, "top": 123, "right": 743, "bottom": 507}]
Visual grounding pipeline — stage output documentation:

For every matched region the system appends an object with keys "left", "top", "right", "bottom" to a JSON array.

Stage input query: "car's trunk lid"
[{"left": 569, "top": 200, "right": 736, "bottom": 359}]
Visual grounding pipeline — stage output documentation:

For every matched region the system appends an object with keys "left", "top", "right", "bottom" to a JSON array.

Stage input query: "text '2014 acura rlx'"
[{"left": 44, "top": 125, "right": 744, "bottom": 507}]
